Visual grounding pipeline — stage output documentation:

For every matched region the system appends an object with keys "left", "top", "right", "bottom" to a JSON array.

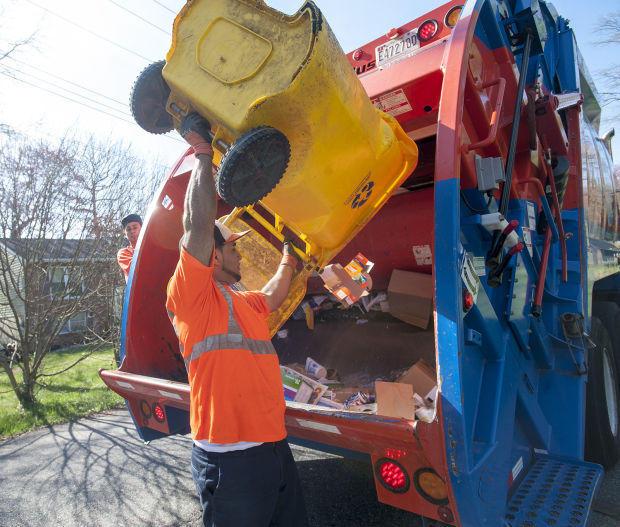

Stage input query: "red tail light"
[
  {"left": 153, "top": 402, "right": 166, "bottom": 422},
  {"left": 418, "top": 19, "right": 439, "bottom": 42},
  {"left": 375, "top": 458, "right": 410, "bottom": 493},
  {"left": 463, "top": 289, "right": 475, "bottom": 312}
]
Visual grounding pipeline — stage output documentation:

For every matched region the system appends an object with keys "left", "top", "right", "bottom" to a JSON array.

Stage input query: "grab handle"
[{"left": 465, "top": 77, "right": 506, "bottom": 152}]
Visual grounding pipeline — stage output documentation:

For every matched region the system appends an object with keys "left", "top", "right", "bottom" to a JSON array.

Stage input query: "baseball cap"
[
  {"left": 214, "top": 220, "right": 250, "bottom": 247},
  {"left": 121, "top": 213, "right": 142, "bottom": 228}
]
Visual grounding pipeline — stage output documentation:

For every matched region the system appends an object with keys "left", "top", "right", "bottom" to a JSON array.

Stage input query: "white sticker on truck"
[
  {"left": 472, "top": 255, "right": 486, "bottom": 276},
  {"left": 158, "top": 390, "right": 182, "bottom": 400},
  {"left": 522, "top": 227, "right": 533, "bottom": 257},
  {"left": 511, "top": 456, "right": 524, "bottom": 482},
  {"left": 461, "top": 254, "right": 480, "bottom": 302},
  {"left": 527, "top": 202, "right": 537, "bottom": 230},
  {"left": 296, "top": 419, "right": 341, "bottom": 435},
  {"left": 372, "top": 89, "right": 413, "bottom": 117},
  {"left": 412, "top": 244, "right": 432, "bottom": 265}
]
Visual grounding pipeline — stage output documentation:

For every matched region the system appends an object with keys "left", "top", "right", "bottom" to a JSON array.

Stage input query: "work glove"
[
  {"left": 179, "top": 113, "right": 213, "bottom": 157},
  {"left": 281, "top": 239, "right": 301, "bottom": 271}
]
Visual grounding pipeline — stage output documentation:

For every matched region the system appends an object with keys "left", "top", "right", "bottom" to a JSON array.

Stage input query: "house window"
[
  {"left": 48, "top": 266, "right": 86, "bottom": 298},
  {"left": 60, "top": 311, "right": 89, "bottom": 334},
  {"left": 49, "top": 267, "right": 68, "bottom": 296}
]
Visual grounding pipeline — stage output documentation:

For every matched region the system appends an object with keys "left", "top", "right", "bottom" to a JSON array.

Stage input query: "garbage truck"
[{"left": 100, "top": 0, "right": 620, "bottom": 525}]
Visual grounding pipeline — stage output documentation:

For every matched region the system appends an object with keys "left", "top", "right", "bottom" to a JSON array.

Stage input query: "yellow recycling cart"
[{"left": 131, "top": 0, "right": 418, "bottom": 333}]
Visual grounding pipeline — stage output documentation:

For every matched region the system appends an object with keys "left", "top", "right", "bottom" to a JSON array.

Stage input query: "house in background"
[{"left": 0, "top": 238, "right": 120, "bottom": 349}]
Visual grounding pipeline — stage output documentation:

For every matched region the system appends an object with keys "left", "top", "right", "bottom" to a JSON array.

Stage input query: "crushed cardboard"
[
  {"left": 396, "top": 358, "right": 437, "bottom": 401},
  {"left": 387, "top": 269, "right": 433, "bottom": 328},
  {"left": 375, "top": 381, "right": 415, "bottom": 419}
]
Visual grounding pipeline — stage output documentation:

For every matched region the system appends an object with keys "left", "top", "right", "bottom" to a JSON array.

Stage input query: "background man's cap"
[
  {"left": 121, "top": 214, "right": 142, "bottom": 228},
  {"left": 214, "top": 220, "right": 250, "bottom": 247}
]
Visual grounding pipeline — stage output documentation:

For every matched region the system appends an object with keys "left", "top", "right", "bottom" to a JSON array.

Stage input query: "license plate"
[{"left": 375, "top": 28, "right": 420, "bottom": 68}]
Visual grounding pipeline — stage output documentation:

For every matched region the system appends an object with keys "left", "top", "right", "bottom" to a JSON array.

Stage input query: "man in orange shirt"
[
  {"left": 167, "top": 113, "right": 308, "bottom": 527},
  {"left": 117, "top": 214, "right": 142, "bottom": 282}
]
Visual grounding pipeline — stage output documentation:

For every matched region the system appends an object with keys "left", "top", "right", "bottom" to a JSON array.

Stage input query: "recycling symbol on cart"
[{"left": 351, "top": 181, "right": 375, "bottom": 209}]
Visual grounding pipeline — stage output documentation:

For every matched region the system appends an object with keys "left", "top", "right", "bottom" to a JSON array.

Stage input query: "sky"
[{"left": 0, "top": 0, "right": 618, "bottom": 172}]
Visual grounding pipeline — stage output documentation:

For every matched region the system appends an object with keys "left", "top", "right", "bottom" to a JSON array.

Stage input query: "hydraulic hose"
[{"left": 499, "top": 31, "right": 533, "bottom": 216}]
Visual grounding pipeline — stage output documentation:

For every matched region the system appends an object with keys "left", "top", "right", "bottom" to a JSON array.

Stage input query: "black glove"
[{"left": 179, "top": 113, "right": 213, "bottom": 156}]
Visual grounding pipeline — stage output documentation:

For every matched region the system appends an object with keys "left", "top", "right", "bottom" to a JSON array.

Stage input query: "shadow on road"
[
  {"left": 0, "top": 409, "right": 421, "bottom": 527},
  {"left": 1, "top": 411, "right": 198, "bottom": 527},
  {"left": 1, "top": 409, "right": 618, "bottom": 527}
]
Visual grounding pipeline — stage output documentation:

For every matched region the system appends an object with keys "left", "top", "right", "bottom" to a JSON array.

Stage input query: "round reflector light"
[
  {"left": 153, "top": 403, "right": 165, "bottom": 422},
  {"left": 418, "top": 20, "right": 439, "bottom": 42},
  {"left": 463, "top": 289, "right": 475, "bottom": 312},
  {"left": 375, "top": 458, "right": 410, "bottom": 493},
  {"left": 445, "top": 6, "right": 463, "bottom": 28},
  {"left": 414, "top": 468, "right": 449, "bottom": 505},
  {"left": 139, "top": 399, "right": 152, "bottom": 419}
]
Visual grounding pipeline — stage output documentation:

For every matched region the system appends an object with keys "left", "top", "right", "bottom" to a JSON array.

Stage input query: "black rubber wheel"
[
  {"left": 593, "top": 300, "right": 620, "bottom": 376},
  {"left": 216, "top": 126, "right": 290, "bottom": 206},
  {"left": 585, "top": 317, "right": 620, "bottom": 469},
  {"left": 129, "top": 60, "right": 174, "bottom": 134}
]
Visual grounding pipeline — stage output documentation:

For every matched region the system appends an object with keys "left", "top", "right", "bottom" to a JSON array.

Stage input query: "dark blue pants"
[{"left": 191, "top": 440, "right": 309, "bottom": 527}]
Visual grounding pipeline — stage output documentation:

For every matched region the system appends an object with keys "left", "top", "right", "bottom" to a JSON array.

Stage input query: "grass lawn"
[{"left": 0, "top": 346, "right": 124, "bottom": 439}]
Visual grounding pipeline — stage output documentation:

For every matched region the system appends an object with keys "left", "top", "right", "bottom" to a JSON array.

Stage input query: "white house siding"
[{"left": 0, "top": 248, "right": 25, "bottom": 346}]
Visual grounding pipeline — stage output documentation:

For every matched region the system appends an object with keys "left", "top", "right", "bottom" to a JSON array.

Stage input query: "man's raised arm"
[
  {"left": 261, "top": 241, "right": 300, "bottom": 312},
  {"left": 180, "top": 114, "right": 217, "bottom": 266}
]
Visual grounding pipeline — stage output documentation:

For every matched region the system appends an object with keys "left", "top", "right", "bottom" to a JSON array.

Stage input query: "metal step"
[{"left": 504, "top": 454, "right": 603, "bottom": 527}]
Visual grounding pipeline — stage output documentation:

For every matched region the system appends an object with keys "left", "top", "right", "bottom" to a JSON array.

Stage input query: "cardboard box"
[
  {"left": 397, "top": 359, "right": 437, "bottom": 401},
  {"left": 387, "top": 269, "right": 433, "bottom": 328},
  {"left": 281, "top": 366, "right": 328, "bottom": 404},
  {"left": 320, "top": 264, "right": 372, "bottom": 306},
  {"left": 375, "top": 381, "right": 415, "bottom": 420}
]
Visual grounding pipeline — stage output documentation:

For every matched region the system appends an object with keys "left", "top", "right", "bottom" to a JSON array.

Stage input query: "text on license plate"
[{"left": 375, "top": 28, "right": 419, "bottom": 68}]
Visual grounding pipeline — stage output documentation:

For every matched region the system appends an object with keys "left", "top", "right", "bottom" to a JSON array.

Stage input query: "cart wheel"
[
  {"left": 130, "top": 60, "right": 173, "bottom": 134},
  {"left": 216, "top": 127, "right": 290, "bottom": 206}
]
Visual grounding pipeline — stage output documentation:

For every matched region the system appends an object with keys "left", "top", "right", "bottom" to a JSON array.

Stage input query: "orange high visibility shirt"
[
  {"left": 166, "top": 248, "right": 286, "bottom": 444},
  {"left": 117, "top": 246, "right": 134, "bottom": 281}
]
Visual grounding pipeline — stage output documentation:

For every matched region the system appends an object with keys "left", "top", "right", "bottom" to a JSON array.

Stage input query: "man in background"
[{"left": 117, "top": 214, "right": 142, "bottom": 281}]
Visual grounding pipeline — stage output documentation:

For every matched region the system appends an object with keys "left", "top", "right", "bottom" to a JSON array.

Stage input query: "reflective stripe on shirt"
[{"left": 184, "top": 282, "right": 276, "bottom": 367}]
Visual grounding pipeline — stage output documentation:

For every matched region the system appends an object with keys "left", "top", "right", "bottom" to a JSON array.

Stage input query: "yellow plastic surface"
[
  {"left": 165, "top": 0, "right": 418, "bottom": 331},
  {"left": 226, "top": 215, "right": 312, "bottom": 337}
]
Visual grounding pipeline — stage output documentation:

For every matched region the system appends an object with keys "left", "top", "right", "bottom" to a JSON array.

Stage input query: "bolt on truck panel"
[{"left": 101, "top": 1, "right": 619, "bottom": 525}]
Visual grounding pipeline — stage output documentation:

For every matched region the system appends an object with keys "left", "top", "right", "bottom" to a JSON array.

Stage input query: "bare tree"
[
  {"left": 596, "top": 12, "right": 620, "bottom": 110},
  {"left": 0, "top": 132, "right": 164, "bottom": 408},
  {"left": 0, "top": 7, "right": 37, "bottom": 134}
]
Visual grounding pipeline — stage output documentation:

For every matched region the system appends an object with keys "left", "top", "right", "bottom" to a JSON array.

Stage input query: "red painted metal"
[
  {"left": 543, "top": 151, "right": 568, "bottom": 282},
  {"left": 308, "top": 187, "right": 434, "bottom": 292},
  {"left": 516, "top": 175, "right": 559, "bottom": 315},
  {"left": 564, "top": 108, "right": 587, "bottom": 314},
  {"left": 534, "top": 227, "right": 553, "bottom": 313},
  {"left": 464, "top": 76, "right": 506, "bottom": 152}
]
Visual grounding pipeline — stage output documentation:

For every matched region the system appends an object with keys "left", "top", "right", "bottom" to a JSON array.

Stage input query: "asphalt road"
[{"left": 0, "top": 409, "right": 618, "bottom": 527}]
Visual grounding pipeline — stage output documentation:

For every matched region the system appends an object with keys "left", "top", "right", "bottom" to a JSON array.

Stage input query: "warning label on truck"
[
  {"left": 522, "top": 227, "right": 533, "bottom": 257},
  {"left": 412, "top": 244, "right": 432, "bottom": 266},
  {"left": 461, "top": 253, "right": 480, "bottom": 303},
  {"left": 372, "top": 89, "right": 413, "bottom": 117},
  {"left": 527, "top": 202, "right": 537, "bottom": 230}
]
